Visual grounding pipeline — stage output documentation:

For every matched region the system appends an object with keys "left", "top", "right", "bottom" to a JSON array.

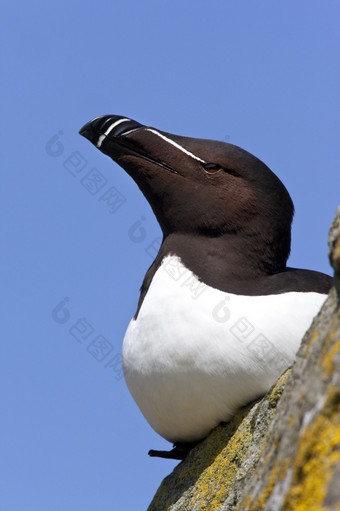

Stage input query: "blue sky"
[{"left": 1, "top": 1, "right": 339, "bottom": 510}]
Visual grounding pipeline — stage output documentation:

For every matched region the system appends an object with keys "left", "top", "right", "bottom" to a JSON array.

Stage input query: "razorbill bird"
[{"left": 79, "top": 115, "right": 332, "bottom": 460}]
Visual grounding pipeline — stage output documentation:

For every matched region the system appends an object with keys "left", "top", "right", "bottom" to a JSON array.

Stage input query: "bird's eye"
[
  {"left": 203, "top": 162, "right": 240, "bottom": 178},
  {"left": 203, "top": 163, "right": 223, "bottom": 174}
]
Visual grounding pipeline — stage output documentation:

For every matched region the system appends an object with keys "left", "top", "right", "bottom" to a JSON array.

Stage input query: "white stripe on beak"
[{"left": 97, "top": 117, "right": 131, "bottom": 148}]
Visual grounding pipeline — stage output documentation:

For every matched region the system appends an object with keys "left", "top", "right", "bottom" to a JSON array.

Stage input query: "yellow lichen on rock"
[
  {"left": 322, "top": 328, "right": 340, "bottom": 377},
  {"left": 248, "top": 464, "right": 279, "bottom": 510},
  {"left": 267, "top": 371, "right": 290, "bottom": 408},
  {"left": 148, "top": 373, "right": 289, "bottom": 511},
  {"left": 303, "top": 331, "right": 319, "bottom": 356},
  {"left": 190, "top": 411, "right": 253, "bottom": 509},
  {"left": 148, "top": 405, "right": 253, "bottom": 511},
  {"left": 282, "top": 387, "right": 340, "bottom": 511}
]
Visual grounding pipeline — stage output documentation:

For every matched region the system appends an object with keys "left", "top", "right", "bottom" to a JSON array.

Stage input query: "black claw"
[
  {"left": 148, "top": 440, "right": 200, "bottom": 460},
  {"left": 148, "top": 448, "right": 186, "bottom": 460}
]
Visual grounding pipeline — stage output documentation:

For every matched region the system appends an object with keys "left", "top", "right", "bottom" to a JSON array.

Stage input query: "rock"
[{"left": 148, "top": 207, "right": 340, "bottom": 511}]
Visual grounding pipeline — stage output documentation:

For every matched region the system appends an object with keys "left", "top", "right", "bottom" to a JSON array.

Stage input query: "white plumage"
[{"left": 123, "top": 255, "right": 326, "bottom": 442}]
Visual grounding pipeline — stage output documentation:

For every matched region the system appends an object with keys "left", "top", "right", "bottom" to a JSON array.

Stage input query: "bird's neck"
[
  {"left": 161, "top": 232, "right": 284, "bottom": 283},
  {"left": 134, "top": 230, "right": 288, "bottom": 318}
]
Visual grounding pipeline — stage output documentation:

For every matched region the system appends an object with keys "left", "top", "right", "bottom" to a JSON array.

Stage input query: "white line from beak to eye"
[
  {"left": 97, "top": 117, "right": 131, "bottom": 148},
  {"left": 145, "top": 129, "right": 206, "bottom": 164}
]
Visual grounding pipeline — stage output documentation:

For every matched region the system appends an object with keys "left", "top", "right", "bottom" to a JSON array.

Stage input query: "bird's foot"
[{"left": 148, "top": 441, "right": 199, "bottom": 460}]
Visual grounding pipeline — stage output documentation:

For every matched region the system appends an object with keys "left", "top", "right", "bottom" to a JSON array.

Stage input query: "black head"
[{"left": 79, "top": 115, "right": 294, "bottom": 274}]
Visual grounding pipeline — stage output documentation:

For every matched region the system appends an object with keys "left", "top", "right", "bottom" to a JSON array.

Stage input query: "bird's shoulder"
[{"left": 256, "top": 267, "right": 332, "bottom": 295}]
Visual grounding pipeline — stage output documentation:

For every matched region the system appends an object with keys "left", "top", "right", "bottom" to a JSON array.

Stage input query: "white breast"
[{"left": 122, "top": 255, "right": 326, "bottom": 442}]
